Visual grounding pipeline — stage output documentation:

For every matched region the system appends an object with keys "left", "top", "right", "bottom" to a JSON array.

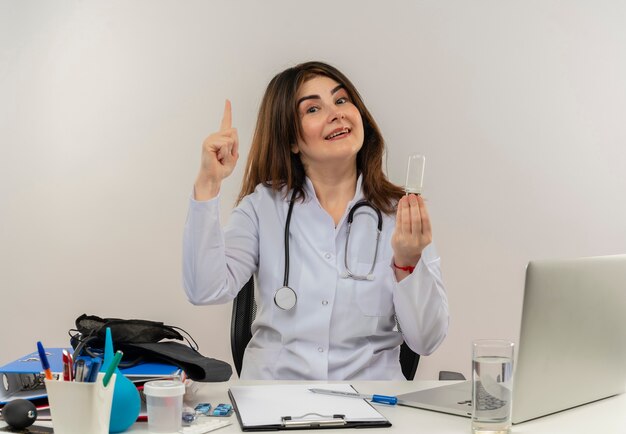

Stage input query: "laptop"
[{"left": 397, "top": 254, "right": 626, "bottom": 424}]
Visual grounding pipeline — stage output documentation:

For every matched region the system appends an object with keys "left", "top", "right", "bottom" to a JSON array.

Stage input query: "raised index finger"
[{"left": 220, "top": 99, "right": 232, "bottom": 131}]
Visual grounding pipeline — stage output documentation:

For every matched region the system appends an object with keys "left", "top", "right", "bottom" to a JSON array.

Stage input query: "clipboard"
[{"left": 228, "top": 384, "right": 391, "bottom": 431}]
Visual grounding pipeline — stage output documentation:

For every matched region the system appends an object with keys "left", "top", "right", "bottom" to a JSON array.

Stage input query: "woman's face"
[{"left": 293, "top": 75, "right": 364, "bottom": 170}]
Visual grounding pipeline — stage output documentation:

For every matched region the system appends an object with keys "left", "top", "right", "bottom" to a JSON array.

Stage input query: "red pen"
[
  {"left": 68, "top": 352, "right": 74, "bottom": 381},
  {"left": 61, "top": 350, "right": 74, "bottom": 381},
  {"left": 62, "top": 350, "right": 71, "bottom": 382}
]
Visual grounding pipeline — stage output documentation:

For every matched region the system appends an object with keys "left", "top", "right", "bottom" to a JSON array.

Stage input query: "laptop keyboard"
[{"left": 474, "top": 382, "right": 508, "bottom": 410}]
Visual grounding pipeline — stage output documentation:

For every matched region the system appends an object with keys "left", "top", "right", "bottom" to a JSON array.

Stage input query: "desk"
[
  {"left": 132, "top": 380, "right": 625, "bottom": 433},
  {"left": 3, "top": 381, "right": 624, "bottom": 433}
]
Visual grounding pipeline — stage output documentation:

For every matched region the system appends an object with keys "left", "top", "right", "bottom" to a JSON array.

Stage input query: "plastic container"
[
  {"left": 143, "top": 379, "right": 186, "bottom": 433},
  {"left": 45, "top": 373, "right": 115, "bottom": 434}
]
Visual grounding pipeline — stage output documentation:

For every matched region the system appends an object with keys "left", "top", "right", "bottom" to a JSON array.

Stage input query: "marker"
[
  {"left": 309, "top": 388, "right": 399, "bottom": 405},
  {"left": 74, "top": 359, "right": 86, "bottom": 382},
  {"left": 62, "top": 350, "right": 71, "bottom": 381},
  {"left": 102, "top": 350, "right": 123, "bottom": 387},
  {"left": 36, "top": 341, "right": 53, "bottom": 380},
  {"left": 85, "top": 359, "right": 101, "bottom": 383},
  {"left": 68, "top": 352, "right": 74, "bottom": 381}
]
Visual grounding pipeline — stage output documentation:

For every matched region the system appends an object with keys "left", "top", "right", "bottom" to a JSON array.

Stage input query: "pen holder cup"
[{"left": 45, "top": 373, "right": 116, "bottom": 434}]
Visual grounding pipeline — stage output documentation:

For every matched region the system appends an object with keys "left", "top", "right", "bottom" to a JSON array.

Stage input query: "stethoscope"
[{"left": 273, "top": 189, "right": 383, "bottom": 310}]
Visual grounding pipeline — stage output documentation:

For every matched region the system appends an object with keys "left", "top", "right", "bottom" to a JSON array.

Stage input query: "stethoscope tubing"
[
  {"left": 273, "top": 189, "right": 299, "bottom": 311},
  {"left": 273, "top": 191, "right": 382, "bottom": 310},
  {"left": 343, "top": 201, "right": 382, "bottom": 281},
  {"left": 283, "top": 189, "right": 297, "bottom": 288}
]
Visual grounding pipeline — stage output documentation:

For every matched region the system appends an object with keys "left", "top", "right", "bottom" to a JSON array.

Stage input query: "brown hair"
[{"left": 237, "top": 61, "right": 404, "bottom": 214}]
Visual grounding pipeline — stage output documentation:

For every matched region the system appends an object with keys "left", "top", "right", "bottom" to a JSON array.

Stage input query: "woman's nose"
[{"left": 329, "top": 109, "right": 345, "bottom": 122}]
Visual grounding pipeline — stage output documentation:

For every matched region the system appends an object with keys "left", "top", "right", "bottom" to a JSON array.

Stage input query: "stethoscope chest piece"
[{"left": 274, "top": 286, "right": 297, "bottom": 310}]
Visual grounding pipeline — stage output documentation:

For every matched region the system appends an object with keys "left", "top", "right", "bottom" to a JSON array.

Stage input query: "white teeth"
[{"left": 326, "top": 128, "right": 350, "bottom": 139}]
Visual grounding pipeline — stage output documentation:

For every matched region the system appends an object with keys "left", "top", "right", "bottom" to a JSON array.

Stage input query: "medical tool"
[
  {"left": 273, "top": 191, "right": 383, "bottom": 310},
  {"left": 342, "top": 201, "right": 382, "bottom": 281},
  {"left": 0, "top": 399, "right": 38, "bottom": 429}
]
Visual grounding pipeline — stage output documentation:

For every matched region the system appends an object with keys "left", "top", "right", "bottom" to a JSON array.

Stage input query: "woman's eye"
[
  {"left": 306, "top": 106, "right": 319, "bottom": 114},
  {"left": 336, "top": 97, "right": 348, "bottom": 105}
]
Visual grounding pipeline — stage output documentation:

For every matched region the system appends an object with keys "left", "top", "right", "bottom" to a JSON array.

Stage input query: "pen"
[
  {"left": 74, "top": 358, "right": 86, "bottom": 382},
  {"left": 62, "top": 349, "right": 71, "bottom": 381},
  {"left": 102, "top": 350, "right": 123, "bottom": 387},
  {"left": 68, "top": 352, "right": 74, "bottom": 381},
  {"left": 85, "top": 359, "right": 101, "bottom": 383},
  {"left": 309, "top": 388, "right": 398, "bottom": 405},
  {"left": 36, "top": 341, "right": 53, "bottom": 380}
]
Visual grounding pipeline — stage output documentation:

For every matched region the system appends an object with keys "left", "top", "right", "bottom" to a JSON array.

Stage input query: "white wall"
[{"left": 1, "top": 0, "right": 625, "bottom": 380}]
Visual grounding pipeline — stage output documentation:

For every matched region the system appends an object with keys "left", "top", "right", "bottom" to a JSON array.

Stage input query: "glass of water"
[{"left": 472, "top": 340, "right": 514, "bottom": 434}]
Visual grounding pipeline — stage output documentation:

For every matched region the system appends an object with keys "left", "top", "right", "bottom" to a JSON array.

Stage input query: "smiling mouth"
[{"left": 325, "top": 127, "right": 351, "bottom": 140}]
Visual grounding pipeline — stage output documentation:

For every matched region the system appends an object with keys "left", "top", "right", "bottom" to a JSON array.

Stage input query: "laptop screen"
[
  {"left": 397, "top": 254, "right": 626, "bottom": 424},
  {"left": 512, "top": 254, "right": 626, "bottom": 423}
]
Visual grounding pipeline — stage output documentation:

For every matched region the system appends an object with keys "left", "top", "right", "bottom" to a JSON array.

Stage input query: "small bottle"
[{"left": 404, "top": 154, "right": 425, "bottom": 195}]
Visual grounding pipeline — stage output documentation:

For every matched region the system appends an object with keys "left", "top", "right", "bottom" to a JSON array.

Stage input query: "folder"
[
  {"left": 228, "top": 384, "right": 391, "bottom": 431},
  {"left": 0, "top": 348, "right": 181, "bottom": 404},
  {"left": 0, "top": 348, "right": 68, "bottom": 403}
]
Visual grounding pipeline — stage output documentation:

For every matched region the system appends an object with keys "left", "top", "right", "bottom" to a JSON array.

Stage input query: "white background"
[{"left": 1, "top": 0, "right": 625, "bottom": 380}]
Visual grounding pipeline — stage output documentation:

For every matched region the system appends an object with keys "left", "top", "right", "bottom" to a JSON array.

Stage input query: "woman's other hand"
[
  {"left": 194, "top": 100, "right": 239, "bottom": 200},
  {"left": 391, "top": 194, "right": 432, "bottom": 279}
]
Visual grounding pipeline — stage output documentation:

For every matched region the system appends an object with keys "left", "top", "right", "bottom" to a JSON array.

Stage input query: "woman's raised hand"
[
  {"left": 194, "top": 100, "right": 239, "bottom": 200},
  {"left": 391, "top": 194, "right": 432, "bottom": 279}
]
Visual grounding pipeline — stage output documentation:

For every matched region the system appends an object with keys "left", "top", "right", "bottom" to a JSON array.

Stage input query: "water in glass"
[{"left": 472, "top": 355, "right": 513, "bottom": 434}]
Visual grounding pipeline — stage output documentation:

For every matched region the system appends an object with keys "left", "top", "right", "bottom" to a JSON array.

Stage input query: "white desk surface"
[
  {"left": 128, "top": 380, "right": 625, "bottom": 433},
  {"left": 3, "top": 380, "right": 624, "bottom": 433}
]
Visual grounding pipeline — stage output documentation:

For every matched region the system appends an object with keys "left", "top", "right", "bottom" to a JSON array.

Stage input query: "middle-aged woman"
[{"left": 183, "top": 61, "right": 448, "bottom": 380}]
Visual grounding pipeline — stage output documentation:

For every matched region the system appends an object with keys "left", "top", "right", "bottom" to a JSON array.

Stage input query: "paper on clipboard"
[{"left": 228, "top": 383, "right": 390, "bottom": 430}]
